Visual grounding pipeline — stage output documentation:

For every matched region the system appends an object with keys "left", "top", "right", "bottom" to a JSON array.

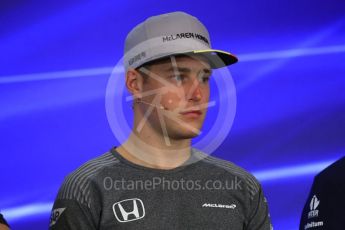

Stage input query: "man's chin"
[{"left": 169, "top": 129, "right": 201, "bottom": 140}]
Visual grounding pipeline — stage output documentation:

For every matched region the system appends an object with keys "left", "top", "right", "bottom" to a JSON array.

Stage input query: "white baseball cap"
[{"left": 124, "top": 11, "right": 238, "bottom": 70}]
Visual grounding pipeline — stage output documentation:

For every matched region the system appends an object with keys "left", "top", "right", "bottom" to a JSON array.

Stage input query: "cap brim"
[
  {"left": 193, "top": 49, "right": 238, "bottom": 69},
  {"left": 133, "top": 49, "right": 238, "bottom": 70}
]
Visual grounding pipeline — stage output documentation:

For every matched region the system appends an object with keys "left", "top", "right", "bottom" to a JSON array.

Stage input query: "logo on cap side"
[{"left": 128, "top": 51, "right": 147, "bottom": 66}]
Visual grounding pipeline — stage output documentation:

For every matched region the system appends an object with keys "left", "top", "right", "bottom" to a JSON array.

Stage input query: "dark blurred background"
[{"left": 1, "top": 0, "right": 344, "bottom": 229}]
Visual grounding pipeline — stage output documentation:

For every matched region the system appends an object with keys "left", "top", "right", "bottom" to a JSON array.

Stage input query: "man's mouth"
[{"left": 179, "top": 110, "right": 202, "bottom": 118}]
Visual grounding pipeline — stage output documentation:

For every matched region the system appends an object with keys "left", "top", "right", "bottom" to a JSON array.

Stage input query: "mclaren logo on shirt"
[
  {"left": 113, "top": 198, "right": 145, "bottom": 222},
  {"left": 202, "top": 203, "right": 236, "bottom": 209}
]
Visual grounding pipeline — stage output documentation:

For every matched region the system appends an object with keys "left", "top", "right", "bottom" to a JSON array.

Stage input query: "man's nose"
[{"left": 186, "top": 78, "right": 202, "bottom": 101}]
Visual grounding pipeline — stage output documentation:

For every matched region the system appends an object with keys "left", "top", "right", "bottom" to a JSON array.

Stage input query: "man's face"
[{"left": 137, "top": 54, "right": 211, "bottom": 142}]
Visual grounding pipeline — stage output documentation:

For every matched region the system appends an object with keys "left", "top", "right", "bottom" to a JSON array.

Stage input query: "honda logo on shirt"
[{"left": 113, "top": 198, "right": 145, "bottom": 222}]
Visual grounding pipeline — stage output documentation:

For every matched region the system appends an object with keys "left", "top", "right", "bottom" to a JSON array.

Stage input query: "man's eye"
[{"left": 198, "top": 75, "right": 210, "bottom": 83}]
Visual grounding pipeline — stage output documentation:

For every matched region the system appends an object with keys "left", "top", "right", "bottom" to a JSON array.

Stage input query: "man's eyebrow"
[
  {"left": 202, "top": 68, "right": 212, "bottom": 75},
  {"left": 165, "top": 67, "right": 212, "bottom": 74}
]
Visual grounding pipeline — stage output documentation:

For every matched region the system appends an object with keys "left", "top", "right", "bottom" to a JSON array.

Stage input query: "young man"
[
  {"left": 50, "top": 11, "right": 272, "bottom": 229},
  {"left": 299, "top": 156, "right": 345, "bottom": 229}
]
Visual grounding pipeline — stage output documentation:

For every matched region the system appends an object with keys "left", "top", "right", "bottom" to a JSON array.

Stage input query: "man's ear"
[{"left": 125, "top": 68, "right": 144, "bottom": 99}]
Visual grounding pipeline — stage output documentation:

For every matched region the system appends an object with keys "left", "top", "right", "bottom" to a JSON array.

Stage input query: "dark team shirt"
[
  {"left": 50, "top": 147, "right": 272, "bottom": 229},
  {"left": 300, "top": 156, "right": 345, "bottom": 230}
]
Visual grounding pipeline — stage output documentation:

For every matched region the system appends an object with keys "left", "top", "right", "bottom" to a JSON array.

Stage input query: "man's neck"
[{"left": 116, "top": 131, "right": 192, "bottom": 170}]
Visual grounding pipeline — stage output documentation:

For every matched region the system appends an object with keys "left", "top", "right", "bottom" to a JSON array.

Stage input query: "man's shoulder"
[
  {"left": 317, "top": 156, "right": 345, "bottom": 179},
  {"left": 193, "top": 148, "right": 262, "bottom": 196},
  {"left": 55, "top": 151, "right": 120, "bottom": 206},
  {"left": 314, "top": 156, "right": 345, "bottom": 189},
  {"left": 67, "top": 151, "right": 120, "bottom": 178}
]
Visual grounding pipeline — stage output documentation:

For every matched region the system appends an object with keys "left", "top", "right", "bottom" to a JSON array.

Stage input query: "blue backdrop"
[{"left": 1, "top": 1, "right": 344, "bottom": 229}]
